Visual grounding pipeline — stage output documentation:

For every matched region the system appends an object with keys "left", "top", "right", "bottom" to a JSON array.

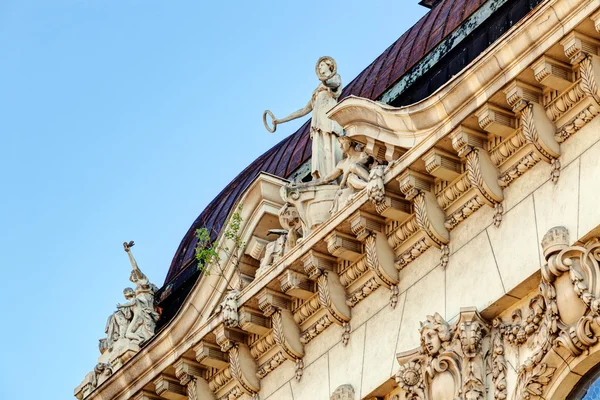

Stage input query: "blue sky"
[{"left": 0, "top": 1, "right": 426, "bottom": 398}]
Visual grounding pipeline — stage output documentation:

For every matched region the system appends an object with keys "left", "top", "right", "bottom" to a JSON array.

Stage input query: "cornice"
[{"left": 82, "top": 1, "right": 600, "bottom": 399}]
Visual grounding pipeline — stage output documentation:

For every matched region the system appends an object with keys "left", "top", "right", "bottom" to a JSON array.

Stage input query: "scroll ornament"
[
  {"left": 396, "top": 308, "right": 489, "bottom": 400},
  {"left": 490, "top": 227, "right": 600, "bottom": 399}
]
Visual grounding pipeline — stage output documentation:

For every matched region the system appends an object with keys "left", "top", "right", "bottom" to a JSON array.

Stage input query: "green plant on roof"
[{"left": 195, "top": 204, "right": 245, "bottom": 290}]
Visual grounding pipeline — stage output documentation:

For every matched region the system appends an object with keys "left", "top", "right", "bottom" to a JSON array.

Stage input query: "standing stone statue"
[
  {"left": 123, "top": 241, "right": 160, "bottom": 345},
  {"left": 263, "top": 56, "right": 343, "bottom": 179}
]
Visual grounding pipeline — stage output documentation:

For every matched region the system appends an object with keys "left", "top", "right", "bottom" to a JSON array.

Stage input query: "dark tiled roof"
[{"left": 163, "top": 0, "right": 487, "bottom": 285}]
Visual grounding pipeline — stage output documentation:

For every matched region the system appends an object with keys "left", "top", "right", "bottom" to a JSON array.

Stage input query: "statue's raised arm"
[
  {"left": 263, "top": 56, "right": 343, "bottom": 180},
  {"left": 123, "top": 241, "right": 146, "bottom": 282}
]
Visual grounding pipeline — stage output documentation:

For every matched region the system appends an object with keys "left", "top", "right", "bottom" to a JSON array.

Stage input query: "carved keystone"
[
  {"left": 397, "top": 169, "right": 434, "bottom": 201},
  {"left": 476, "top": 103, "right": 516, "bottom": 137},
  {"left": 450, "top": 125, "right": 487, "bottom": 158},
  {"left": 194, "top": 341, "right": 229, "bottom": 369},
  {"left": 257, "top": 288, "right": 292, "bottom": 316},
  {"left": 279, "top": 270, "right": 314, "bottom": 300},
  {"left": 350, "top": 210, "right": 384, "bottom": 241},
  {"left": 325, "top": 231, "right": 362, "bottom": 262},
  {"left": 301, "top": 250, "right": 336, "bottom": 279},
  {"left": 531, "top": 56, "right": 573, "bottom": 91},
  {"left": 238, "top": 306, "right": 271, "bottom": 335},
  {"left": 560, "top": 31, "right": 600, "bottom": 65},
  {"left": 504, "top": 80, "right": 543, "bottom": 114},
  {"left": 154, "top": 375, "right": 187, "bottom": 400},
  {"left": 422, "top": 148, "right": 462, "bottom": 182}
]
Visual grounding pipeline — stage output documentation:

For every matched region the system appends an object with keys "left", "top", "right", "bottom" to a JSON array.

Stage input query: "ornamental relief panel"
[{"left": 395, "top": 227, "right": 600, "bottom": 400}]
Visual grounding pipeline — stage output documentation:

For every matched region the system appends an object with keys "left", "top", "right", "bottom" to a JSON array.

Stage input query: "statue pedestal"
[
  {"left": 98, "top": 338, "right": 140, "bottom": 370},
  {"left": 281, "top": 184, "right": 339, "bottom": 236}
]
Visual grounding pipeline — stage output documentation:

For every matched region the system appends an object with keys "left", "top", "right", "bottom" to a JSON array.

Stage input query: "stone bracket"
[
  {"left": 302, "top": 250, "right": 337, "bottom": 279},
  {"left": 194, "top": 341, "right": 229, "bottom": 370},
  {"left": 505, "top": 80, "right": 543, "bottom": 114},
  {"left": 318, "top": 271, "right": 352, "bottom": 326},
  {"left": 174, "top": 358, "right": 208, "bottom": 384},
  {"left": 229, "top": 344, "right": 261, "bottom": 397},
  {"left": 325, "top": 230, "right": 363, "bottom": 262},
  {"left": 560, "top": 30, "right": 600, "bottom": 65},
  {"left": 350, "top": 210, "right": 385, "bottom": 241},
  {"left": 397, "top": 169, "right": 433, "bottom": 201},
  {"left": 174, "top": 358, "right": 215, "bottom": 400},
  {"left": 245, "top": 236, "right": 268, "bottom": 261},
  {"left": 214, "top": 324, "right": 247, "bottom": 352},
  {"left": 257, "top": 288, "right": 292, "bottom": 317},
  {"left": 154, "top": 374, "right": 187, "bottom": 400},
  {"left": 279, "top": 270, "right": 314, "bottom": 300},
  {"left": 423, "top": 148, "right": 462, "bottom": 182},
  {"left": 131, "top": 391, "right": 163, "bottom": 400},
  {"left": 238, "top": 306, "right": 271, "bottom": 336},
  {"left": 393, "top": 169, "right": 450, "bottom": 269},
  {"left": 443, "top": 147, "right": 503, "bottom": 230},
  {"left": 531, "top": 56, "right": 573, "bottom": 91},
  {"left": 476, "top": 103, "right": 517, "bottom": 137},
  {"left": 272, "top": 308, "right": 305, "bottom": 361},
  {"left": 450, "top": 125, "right": 487, "bottom": 159}
]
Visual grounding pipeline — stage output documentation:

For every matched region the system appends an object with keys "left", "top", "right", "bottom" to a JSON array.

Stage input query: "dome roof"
[{"left": 157, "top": 0, "right": 488, "bottom": 316}]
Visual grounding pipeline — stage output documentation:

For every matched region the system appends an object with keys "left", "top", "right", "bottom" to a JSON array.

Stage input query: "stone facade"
[{"left": 75, "top": 1, "right": 600, "bottom": 399}]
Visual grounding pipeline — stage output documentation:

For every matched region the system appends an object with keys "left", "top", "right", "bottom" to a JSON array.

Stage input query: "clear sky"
[{"left": 0, "top": 1, "right": 426, "bottom": 398}]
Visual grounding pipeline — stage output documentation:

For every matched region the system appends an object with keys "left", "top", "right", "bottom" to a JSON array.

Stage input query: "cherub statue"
[
  {"left": 123, "top": 241, "right": 160, "bottom": 345},
  {"left": 291, "top": 135, "right": 371, "bottom": 213},
  {"left": 264, "top": 56, "right": 343, "bottom": 179},
  {"left": 419, "top": 313, "right": 452, "bottom": 357}
]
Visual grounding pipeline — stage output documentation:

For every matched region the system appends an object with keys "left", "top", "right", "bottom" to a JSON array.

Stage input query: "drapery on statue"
[
  {"left": 263, "top": 56, "right": 343, "bottom": 179},
  {"left": 104, "top": 287, "right": 135, "bottom": 351}
]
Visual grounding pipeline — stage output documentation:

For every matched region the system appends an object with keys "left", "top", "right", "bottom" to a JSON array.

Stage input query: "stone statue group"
[{"left": 99, "top": 241, "right": 159, "bottom": 355}]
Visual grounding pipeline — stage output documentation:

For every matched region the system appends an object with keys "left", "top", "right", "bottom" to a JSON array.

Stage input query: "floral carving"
[
  {"left": 367, "top": 165, "right": 386, "bottom": 207},
  {"left": 396, "top": 360, "right": 425, "bottom": 400}
]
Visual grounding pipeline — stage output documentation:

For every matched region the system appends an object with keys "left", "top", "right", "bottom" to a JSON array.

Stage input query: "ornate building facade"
[{"left": 75, "top": 0, "right": 600, "bottom": 399}]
